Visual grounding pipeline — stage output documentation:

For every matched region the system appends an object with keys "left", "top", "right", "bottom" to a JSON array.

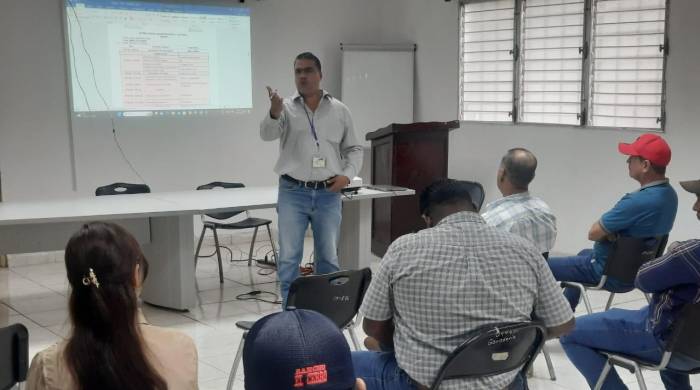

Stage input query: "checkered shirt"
[
  {"left": 481, "top": 192, "right": 558, "bottom": 254},
  {"left": 360, "top": 212, "right": 572, "bottom": 390}
]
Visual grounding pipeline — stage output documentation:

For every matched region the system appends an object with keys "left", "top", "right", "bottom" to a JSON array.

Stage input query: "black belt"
[{"left": 282, "top": 174, "right": 331, "bottom": 189}]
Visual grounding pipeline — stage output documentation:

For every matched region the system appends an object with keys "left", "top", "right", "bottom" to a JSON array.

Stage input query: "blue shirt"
[
  {"left": 593, "top": 180, "right": 678, "bottom": 278},
  {"left": 636, "top": 240, "right": 700, "bottom": 344}
]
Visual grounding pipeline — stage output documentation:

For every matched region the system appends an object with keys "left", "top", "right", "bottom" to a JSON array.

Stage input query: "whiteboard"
[{"left": 341, "top": 44, "right": 415, "bottom": 146}]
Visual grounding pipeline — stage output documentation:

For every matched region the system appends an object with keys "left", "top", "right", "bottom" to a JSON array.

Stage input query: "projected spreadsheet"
[{"left": 65, "top": 0, "right": 252, "bottom": 115}]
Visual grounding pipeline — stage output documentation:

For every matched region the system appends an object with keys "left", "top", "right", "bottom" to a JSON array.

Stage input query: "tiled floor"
[{"left": 2, "top": 242, "right": 699, "bottom": 390}]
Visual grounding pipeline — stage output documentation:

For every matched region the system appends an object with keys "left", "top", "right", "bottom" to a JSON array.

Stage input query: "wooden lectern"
[{"left": 366, "top": 121, "right": 460, "bottom": 257}]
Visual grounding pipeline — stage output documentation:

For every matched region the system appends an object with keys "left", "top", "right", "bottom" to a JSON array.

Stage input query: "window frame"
[{"left": 458, "top": 0, "right": 670, "bottom": 132}]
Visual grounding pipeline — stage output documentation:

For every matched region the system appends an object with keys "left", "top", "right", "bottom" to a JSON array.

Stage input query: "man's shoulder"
[
  {"left": 327, "top": 95, "right": 351, "bottom": 111},
  {"left": 387, "top": 231, "right": 425, "bottom": 251}
]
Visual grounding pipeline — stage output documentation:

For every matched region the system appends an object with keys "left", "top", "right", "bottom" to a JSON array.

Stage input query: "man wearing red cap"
[
  {"left": 560, "top": 179, "right": 700, "bottom": 389},
  {"left": 548, "top": 134, "right": 678, "bottom": 311}
]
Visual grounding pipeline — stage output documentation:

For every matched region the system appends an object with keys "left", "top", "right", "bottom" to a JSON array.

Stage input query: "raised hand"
[{"left": 266, "top": 86, "right": 283, "bottom": 119}]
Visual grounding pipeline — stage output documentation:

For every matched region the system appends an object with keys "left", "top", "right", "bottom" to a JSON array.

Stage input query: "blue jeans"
[
  {"left": 277, "top": 176, "right": 341, "bottom": 305},
  {"left": 560, "top": 307, "right": 699, "bottom": 389},
  {"left": 351, "top": 351, "right": 528, "bottom": 390},
  {"left": 548, "top": 249, "right": 632, "bottom": 311}
]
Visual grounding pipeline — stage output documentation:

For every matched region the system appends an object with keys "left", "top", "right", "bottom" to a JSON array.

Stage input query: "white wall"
[
  {"left": 0, "top": 0, "right": 382, "bottom": 203},
  {"left": 2, "top": 0, "right": 699, "bottom": 256},
  {"left": 376, "top": 0, "right": 700, "bottom": 253}
]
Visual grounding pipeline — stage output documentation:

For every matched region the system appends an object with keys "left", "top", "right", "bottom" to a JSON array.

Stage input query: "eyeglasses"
[{"left": 626, "top": 156, "right": 647, "bottom": 164}]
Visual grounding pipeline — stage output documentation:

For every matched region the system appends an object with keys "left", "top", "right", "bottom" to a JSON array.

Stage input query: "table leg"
[
  {"left": 141, "top": 215, "right": 196, "bottom": 311},
  {"left": 338, "top": 199, "right": 377, "bottom": 270}
]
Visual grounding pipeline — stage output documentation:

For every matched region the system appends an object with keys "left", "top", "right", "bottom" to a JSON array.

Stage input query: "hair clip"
[{"left": 82, "top": 268, "right": 100, "bottom": 288}]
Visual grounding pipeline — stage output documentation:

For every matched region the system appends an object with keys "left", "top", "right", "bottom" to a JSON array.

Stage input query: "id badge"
[{"left": 312, "top": 156, "right": 327, "bottom": 168}]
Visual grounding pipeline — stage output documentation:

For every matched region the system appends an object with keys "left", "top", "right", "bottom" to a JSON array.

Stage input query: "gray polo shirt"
[
  {"left": 260, "top": 90, "right": 363, "bottom": 182},
  {"left": 360, "top": 211, "right": 573, "bottom": 389}
]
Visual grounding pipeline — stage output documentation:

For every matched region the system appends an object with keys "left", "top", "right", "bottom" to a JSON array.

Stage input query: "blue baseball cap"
[{"left": 243, "top": 309, "right": 356, "bottom": 390}]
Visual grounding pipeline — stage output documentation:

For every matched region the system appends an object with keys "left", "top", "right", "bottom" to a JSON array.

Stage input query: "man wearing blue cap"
[{"left": 243, "top": 309, "right": 366, "bottom": 390}]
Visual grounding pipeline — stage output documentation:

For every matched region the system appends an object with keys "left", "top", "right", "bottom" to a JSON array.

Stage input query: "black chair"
[
  {"left": 593, "top": 302, "right": 700, "bottom": 390},
  {"left": 194, "top": 182, "right": 277, "bottom": 283},
  {"left": 430, "top": 321, "right": 547, "bottom": 389},
  {"left": 462, "top": 180, "right": 486, "bottom": 211},
  {"left": 560, "top": 235, "right": 668, "bottom": 314},
  {"left": 0, "top": 324, "right": 29, "bottom": 390},
  {"left": 225, "top": 268, "right": 372, "bottom": 390},
  {"left": 95, "top": 182, "right": 151, "bottom": 196}
]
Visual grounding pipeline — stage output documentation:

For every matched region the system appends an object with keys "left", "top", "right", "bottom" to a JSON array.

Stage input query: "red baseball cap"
[{"left": 618, "top": 133, "right": 672, "bottom": 167}]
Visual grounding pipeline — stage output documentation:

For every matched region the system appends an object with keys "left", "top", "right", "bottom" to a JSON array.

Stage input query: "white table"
[{"left": 0, "top": 186, "right": 413, "bottom": 310}]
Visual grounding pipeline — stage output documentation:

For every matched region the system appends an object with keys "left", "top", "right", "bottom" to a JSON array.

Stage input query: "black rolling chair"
[
  {"left": 560, "top": 235, "right": 668, "bottom": 314},
  {"left": 593, "top": 302, "right": 700, "bottom": 390},
  {"left": 430, "top": 321, "right": 547, "bottom": 389},
  {"left": 95, "top": 182, "right": 151, "bottom": 196},
  {"left": 194, "top": 182, "right": 277, "bottom": 284},
  {"left": 0, "top": 323, "right": 29, "bottom": 390},
  {"left": 225, "top": 268, "right": 372, "bottom": 390}
]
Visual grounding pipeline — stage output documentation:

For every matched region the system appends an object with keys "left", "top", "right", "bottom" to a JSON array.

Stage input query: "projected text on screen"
[{"left": 65, "top": 0, "right": 252, "bottom": 115}]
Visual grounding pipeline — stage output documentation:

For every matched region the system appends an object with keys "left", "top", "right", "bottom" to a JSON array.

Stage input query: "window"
[
  {"left": 589, "top": 0, "right": 668, "bottom": 129},
  {"left": 520, "top": 0, "right": 585, "bottom": 125},
  {"left": 460, "top": 0, "right": 515, "bottom": 122},
  {"left": 459, "top": 0, "right": 669, "bottom": 130}
]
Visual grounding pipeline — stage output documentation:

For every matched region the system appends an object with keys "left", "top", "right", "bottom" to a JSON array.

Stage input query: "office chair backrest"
[
  {"left": 95, "top": 182, "right": 151, "bottom": 196},
  {"left": 0, "top": 323, "right": 29, "bottom": 390},
  {"left": 286, "top": 268, "right": 372, "bottom": 329},
  {"left": 604, "top": 235, "right": 668, "bottom": 284},
  {"left": 430, "top": 322, "right": 546, "bottom": 389},
  {"left": 196, "top": 181, "right": 246, "bottom": 220},
  {"left": 665, "top": 302, "right": 700, "bottom": 361},
  {"left": 462, "top": 180, "right": 485, "bottom": 212}
]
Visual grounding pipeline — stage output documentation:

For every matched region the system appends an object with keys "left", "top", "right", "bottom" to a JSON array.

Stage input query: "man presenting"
[{"left": 261, "top": 52, "right": 363, "bottom": 304}]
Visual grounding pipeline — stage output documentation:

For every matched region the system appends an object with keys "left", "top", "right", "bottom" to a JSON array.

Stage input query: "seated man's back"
[
  {"left": 355, "top": 180, "right": 573, "bottom": 390},
  {"left": 481, "top": 147, "right": 557, "bottom": 253}
]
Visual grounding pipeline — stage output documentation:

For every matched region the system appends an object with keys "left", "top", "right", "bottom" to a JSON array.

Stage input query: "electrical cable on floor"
[
  {"left": 235, "top": 290, "right": 282, "bottom": 305},
  {"left": 196, "top": 245, "right": 249, "bottom": 263},
  {"left": 197, "top": 240, "right": 280, "bottom": 304}
]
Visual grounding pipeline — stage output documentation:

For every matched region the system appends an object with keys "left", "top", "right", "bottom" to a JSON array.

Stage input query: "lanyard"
[{"left": 302, "top": 101, "right": 320, "bottom": 150}]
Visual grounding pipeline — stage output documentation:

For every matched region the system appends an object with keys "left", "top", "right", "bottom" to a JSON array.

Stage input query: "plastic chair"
[
  {"left": 430, "top": 321, "right": 546, "bottom": 389},
  {"left": 0, "top": 323, "right": 29, "bottom": 390},
  {"left": 593, "top": 302, "right": 700, "bottom": 390},
  {"left": 225, "top": 268, "right": 372, "bottom": 390},
  {"left": 561, "top": 235, "right": 668, "bottom": 314},
  {"left": 95, "top": 182, "right": 151, "bottom": 196},
  {"left": 194, "top": 182, "right": 277, "bottom": 283}
]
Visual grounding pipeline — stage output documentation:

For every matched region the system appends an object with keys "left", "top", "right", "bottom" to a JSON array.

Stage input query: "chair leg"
[
  {"left": 347, "top": 323, "right": 361, "bottom": 351},
  {"left": 194, "top": 225, "right": 207, "bottom": 267},
  {"left": 580, "top": 288, "right": 593, "bottom": 314},
  {"left": 227, "top": 332, "right": 246, "bottom": 390},
  {"left": 605, "top": 292, "right": 616, "bottom": 311},
  {"left": 247, "top": 227, "right": 259, "bottom": 267},
  {"left": 594, "top": 360, "right": 613, "bottom": 390},
  {"left": 265, "top": 224, "right": 278, "bottom": 264},
  {"left": 212, "top": 227, "right": 224, "bottom": 284},
  {"left": 542, "top": 344, "right": 556, "bottom": 381},
  {"left": 633, "top": 364, "right": 648, "bottom": 390}
]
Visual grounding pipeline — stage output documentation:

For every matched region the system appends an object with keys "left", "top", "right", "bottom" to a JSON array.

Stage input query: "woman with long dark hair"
[{"left": 27, "top": 222, "right": 198, "bottom": 390}]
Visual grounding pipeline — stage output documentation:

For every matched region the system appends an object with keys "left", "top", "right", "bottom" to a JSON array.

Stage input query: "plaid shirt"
[
  {"left": 481, "top": 192, "right": 557, "bottom": 254},
  {"left": 360, "top": 212, "right": 573, "bottom": 390},
  {"left": 636, "top": 239, "right": 700, "bottom": 344}
]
